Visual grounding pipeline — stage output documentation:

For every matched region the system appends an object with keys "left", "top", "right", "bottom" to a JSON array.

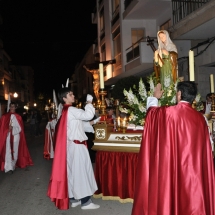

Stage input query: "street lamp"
[
  {"left": 34, "top": 103, "right": 37, "bottom": 107},
  {"left": 13, "top": 92, "right": 18, "bottom": 98},
  {"left": 45, "top": 105, "right": 49, "bottom": 111}
]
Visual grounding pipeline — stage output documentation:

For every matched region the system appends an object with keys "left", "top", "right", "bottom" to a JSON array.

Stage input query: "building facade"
[
  {"left": 0, "top": 12, "right": 35, "bottom": 115},
  {"left": 88, "top": 0, "right": 215, "bottom": 100}
]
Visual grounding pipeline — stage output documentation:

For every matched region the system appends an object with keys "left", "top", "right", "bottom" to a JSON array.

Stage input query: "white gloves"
[
  {"left": 86, "top": 94, "right": 93, "bottom": 102},
  {"left": 94, "top": 117, "right": 101, "bottom": 124}
]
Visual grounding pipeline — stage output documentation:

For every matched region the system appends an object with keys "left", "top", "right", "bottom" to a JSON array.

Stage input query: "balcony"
[
  {"left": 113, "top": 53, "right": 122, "bottom": 72},
  {"left": 126, "top": 45, "right": 140, "bottom": 63},
  {"left": 170, "top": 0, "right": 215, "bottom": 39},
  {"left": 111, "top": 5, "right": 120, "bottom": 27},
  {"left": 124, "top": 39, "right": 154, "bottom": 78},
  {"left": 123, "top": 0, "right": 171, "bottom": 20},
  {"left": 172, "top": 0, "right": 211, "bottom": 24}
]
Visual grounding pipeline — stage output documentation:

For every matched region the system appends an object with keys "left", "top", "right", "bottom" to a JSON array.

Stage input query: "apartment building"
[
  {"left": 9, "top": 65, "right": 35, "bottom": 107},
  {"left": 0, "top": 56, "right": 35, "bottom": 114},
  {"left": 170, "top": 0, "right": 215, "bottom": 97},
  {"left": 90, "top": 0, "right": 215, "bottom": 99},
  {"left": 0, "top": 12, "right": 35, "bottom": 115}
]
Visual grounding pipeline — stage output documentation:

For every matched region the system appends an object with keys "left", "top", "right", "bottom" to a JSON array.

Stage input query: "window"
[
  {"left": 112, "top": 0, "right": 119, "bottom": 17},
  {"left": 112, "top": 27, "right": 121, "bottom": 68},
  {"left": 131, "top": 29, "right": 144, "bottom": 48}
]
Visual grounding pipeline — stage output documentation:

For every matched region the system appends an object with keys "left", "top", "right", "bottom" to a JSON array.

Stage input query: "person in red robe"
[
  {"left": 47, "top": 89, "right": 99, "bottom": 210},
  {"left": 132, "top": 81, "right": 215, "bottom": 215},
  {"left": 0, "top": 102, "right": 33, "bottom": 173}
]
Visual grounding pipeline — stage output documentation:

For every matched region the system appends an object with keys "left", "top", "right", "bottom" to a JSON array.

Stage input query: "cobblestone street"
[{"left": 0, "top": 119, "right": 133, "bottom": 215}]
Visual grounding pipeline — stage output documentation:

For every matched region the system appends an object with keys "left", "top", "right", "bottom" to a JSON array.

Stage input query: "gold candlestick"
[
  {"left": 210, "top": 93, "right": 215, "bottom": 120},
  {"left": 211, "top": 93, "right": 215, "bottom": 112},
  {"left": 99, "top": 89, "right": 107, "bottom": 115}
]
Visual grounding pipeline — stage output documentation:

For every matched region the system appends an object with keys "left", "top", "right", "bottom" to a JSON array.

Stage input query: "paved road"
[{"left": 0, "top": 119, "right": 133, "bottom": 215}]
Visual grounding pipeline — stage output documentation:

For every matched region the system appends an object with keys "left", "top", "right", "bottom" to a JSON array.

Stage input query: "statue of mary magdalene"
[{"left": 154, "top": 30, "right": 178, "bottom": 88}]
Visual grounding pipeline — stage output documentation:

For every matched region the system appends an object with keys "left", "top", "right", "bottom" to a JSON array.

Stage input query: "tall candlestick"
[
  {"left": 210, "top": 74, "right": 214, "bottom": 93},
  {"left": 53, "top": 89, "right": 58, "bottom": 109},
  {"left": 122, "top": 119, "right": 126, "bottom": 127},
  {"left": 189, "top": 50, "right": 195, "bottom": 81},
  {"left": 117, "top": 117, "right": 121, "bottom": 127},
  {"left": 99, "top": 63, "right": 104, "bottom": 89}
]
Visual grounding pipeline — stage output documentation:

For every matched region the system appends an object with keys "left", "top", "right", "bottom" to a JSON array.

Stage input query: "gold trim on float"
[
  {"left": 115, "top": 135, "right": 142, "bottom": 141},
  {"left": 93, "top": 193, "right": 134, "bottom": 203}
]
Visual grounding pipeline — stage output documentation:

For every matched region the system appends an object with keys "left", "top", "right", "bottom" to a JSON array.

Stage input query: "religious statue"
[
  {"left": 91, "top": 69, "right": 100, "bottom": 100},
  {"left": 153, "top": 30, "right": 178, "bottom": 87},
  {"left": 83, "top": 66, "right": 100, "bottom": 100}
]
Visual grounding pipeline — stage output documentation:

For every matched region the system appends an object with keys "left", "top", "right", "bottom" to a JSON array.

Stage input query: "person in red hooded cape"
[
  {"left": 132, "top": 81, "right": 215, "bottom": 215},
  {"left": 0, "top": 102, "right": 33, "bottom": 173},
  {"left": 47, "top": 88, "right": 99, "bottom": 210}
]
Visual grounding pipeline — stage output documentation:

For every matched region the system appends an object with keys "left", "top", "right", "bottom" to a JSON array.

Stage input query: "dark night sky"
[{"left": 0, "top": 0, "right": 97, "bottom": 97}]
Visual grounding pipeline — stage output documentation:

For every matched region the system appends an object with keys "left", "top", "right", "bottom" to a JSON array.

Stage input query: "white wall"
[
  {"left": 198, "top": 67, "right": 215, "bottom": 100},
  {"left": 174, "top": 40, "right": 191, "bottom": 58},
  {"left": 121, "top": 19, "right": 157, "bottom": 72},
  {"left": 194, "top": 42, "right": 215, "bottom": 99}
]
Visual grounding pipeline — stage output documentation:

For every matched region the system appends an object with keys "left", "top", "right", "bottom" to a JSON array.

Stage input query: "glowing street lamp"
[
  {"left": 34, "top": 103, "right": 37, "bottom": 107},
  {"left": 45, "top": 105, "right": 49, "bottom": 111},
  {"left": 13, "top": 92, "right": 18, "bottom": 98}
]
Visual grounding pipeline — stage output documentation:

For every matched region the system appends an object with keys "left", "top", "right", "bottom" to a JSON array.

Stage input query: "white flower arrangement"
[{"left": 119, "top": 73, "right": 203, "bottom": 126}]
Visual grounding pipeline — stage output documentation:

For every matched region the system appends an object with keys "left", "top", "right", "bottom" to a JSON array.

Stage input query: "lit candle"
[
  {"left": 122, "top": 118, "right": 127, "bottom": 127},
  {"left": 210, "top": 74, "right": 214, "bottom": 93},
  {"left": 99, "top": 63, "right": 104, "bottom": 89},
  {"left": 189, "top": 50, "right": 195, "bottom": 81},
  {"left": 117, "top": 117, "right": 121, "bottom": 127}
]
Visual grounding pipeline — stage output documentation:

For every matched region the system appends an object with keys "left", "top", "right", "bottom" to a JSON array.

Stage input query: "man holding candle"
[
  {"left": 132, "top": 81, "right": 215, "bottom": 215},
  {"left": 47, "top": 89, "right": 100, "bottom": 210}
]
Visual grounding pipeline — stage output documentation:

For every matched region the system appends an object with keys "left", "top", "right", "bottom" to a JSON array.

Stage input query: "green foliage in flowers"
[
  {"left": 118, "top": 72, "right": 203, "bottom": 126},
  {"left": 111, "top": 76, "right": 145, "bottom": 102},
  {"left": 147, "top": 73, "right": 177, "bottom": 106},
  {"left": 119, "top": 78, "right": 147, "bottom": 126}
]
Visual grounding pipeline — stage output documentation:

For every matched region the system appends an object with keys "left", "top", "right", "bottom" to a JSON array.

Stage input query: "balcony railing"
[
  {"left": 126, "top": 37, "right": 145, "bottom": 63},
  {"left": 111, "top": 13, "right": 119, "bottom": 27},
  {"left": 172, "top": 0, "right": 211, "bottom": 24},
  {"left": 113, "top": 53, "right": 122, "bottom": 70},
  {"left": 126, "top": 46, "right": 140, "bottom": 63}
]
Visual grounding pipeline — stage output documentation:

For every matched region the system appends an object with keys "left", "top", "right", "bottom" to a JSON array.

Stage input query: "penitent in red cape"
[
  {"left": 0, "top": 112, "right": 33, "bottom": 171},
  {"left": 132, "top": 102, "right": 215, "bottom": 215}
]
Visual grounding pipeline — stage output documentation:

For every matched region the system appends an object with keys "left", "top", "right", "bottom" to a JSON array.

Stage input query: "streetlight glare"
[{"left": 13, "top": 92, "right": 18, "bottom": 98}]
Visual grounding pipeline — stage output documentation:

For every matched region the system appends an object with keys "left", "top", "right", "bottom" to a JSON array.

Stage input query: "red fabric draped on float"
[{"left": 94, "top": 151, "right": 138, "bottom": 202}]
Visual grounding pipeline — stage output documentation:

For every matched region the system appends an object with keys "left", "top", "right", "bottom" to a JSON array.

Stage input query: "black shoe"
[{"left": 7, "top": 170, "right": 13, "bottom": 174}]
